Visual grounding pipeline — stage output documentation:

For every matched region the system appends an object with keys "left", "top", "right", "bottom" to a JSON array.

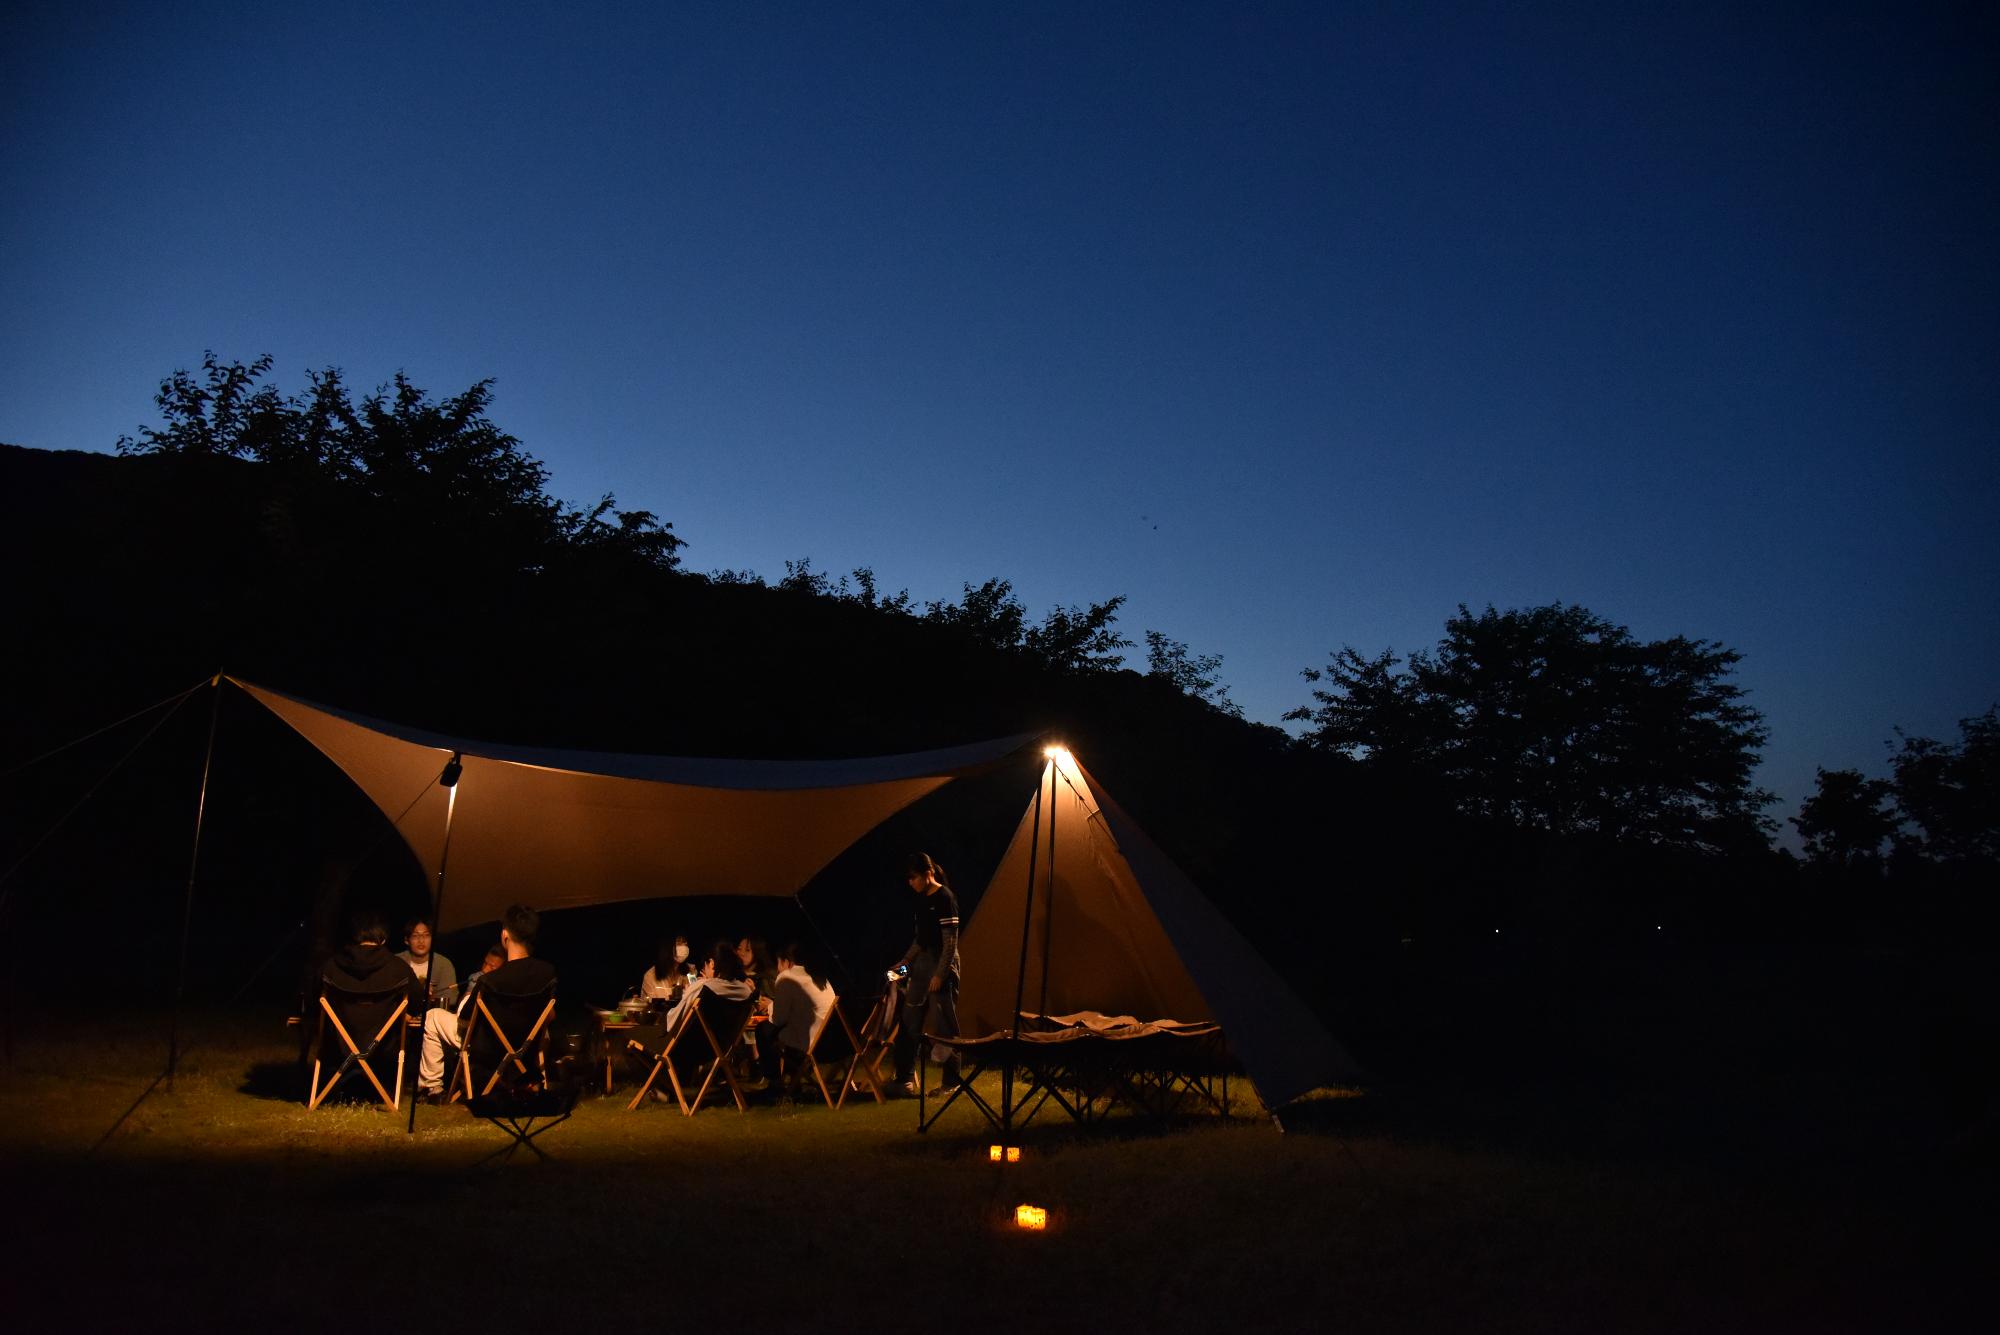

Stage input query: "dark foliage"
[{"left": 1288, "top": 603, "right": 1776, "bottom": 854}]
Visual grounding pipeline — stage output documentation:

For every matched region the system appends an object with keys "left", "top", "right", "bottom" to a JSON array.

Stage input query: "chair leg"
[{"left": 626, "top": 1056, "right": 666, "bottom": 1111}]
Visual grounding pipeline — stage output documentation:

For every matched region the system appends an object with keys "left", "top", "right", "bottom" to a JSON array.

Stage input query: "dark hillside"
[{"left": 0, "top": 444, "right": 1446, "bottom": 1036}]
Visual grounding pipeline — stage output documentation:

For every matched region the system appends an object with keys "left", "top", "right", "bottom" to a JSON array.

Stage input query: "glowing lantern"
[
  {"left": 1014, "top": 1204, "right": 1047, "bottom": 1231},
  {"left": 989, "top": 1144, "right": 1022, "bottom": 1162}
]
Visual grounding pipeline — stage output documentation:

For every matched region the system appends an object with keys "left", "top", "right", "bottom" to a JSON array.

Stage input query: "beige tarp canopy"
[
  {"left": 234, "top": 679, "right": 1039, "bottom": 932},
  {"left": 960, "top": 751, "right": 1364, "bottom": 1108}
]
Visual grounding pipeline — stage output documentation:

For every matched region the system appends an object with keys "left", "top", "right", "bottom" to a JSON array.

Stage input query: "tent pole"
[
  {"left": 1006, "top": 761, "right": 1048, "bottom": 1138},
  {"left": 1039, "top": 758, "right": 1057, "bottom": 1021},
  {"left": 408, "top": 762, "right": 460, "bottom": 1135},
  {"left": 168, "top": 674, "right": 225, "bottom": 1091}
]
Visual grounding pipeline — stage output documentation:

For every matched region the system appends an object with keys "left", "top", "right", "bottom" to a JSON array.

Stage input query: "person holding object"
[
  {"left": 397, "top": 917, "right": 458, "bottom": 1009},
  {"left": 638, "top": 934, "right": 694, "bottom": 1004},
  {"left": 890, "top": 852, "right": 961, "bottom": 1096}
]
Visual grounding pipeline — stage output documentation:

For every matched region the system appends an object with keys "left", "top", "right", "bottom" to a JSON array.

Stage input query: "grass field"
[{"left": 1, "top": 947, "right": 1988, "bottom": 1333}]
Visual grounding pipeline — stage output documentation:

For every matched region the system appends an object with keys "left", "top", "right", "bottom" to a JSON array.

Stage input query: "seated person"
[
  {"left": 321, "top": 913, "right": 416, "bottom": 998},
  {"left": 637, "top": 934, "right": 694, "bottom": 1005},
  {"left": 416, "top": 943, "right": 504, "bottom": 1099},
  {"left": 761, "top": 941, "right": 837, "bottom": 1090},
  {"left": 418, "top": 904, "right": 553, "bottom": 1100},
  {"left": 655, "top": 941, "right": 759, "bottom": 1092},
  {"left": 397, "top": 916, "right": 458, "bottom": 1009}
]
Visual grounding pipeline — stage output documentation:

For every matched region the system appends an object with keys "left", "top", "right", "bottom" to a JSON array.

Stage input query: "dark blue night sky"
[{"left": 4, "top": 2, "right": 1994, "bottom": 836}]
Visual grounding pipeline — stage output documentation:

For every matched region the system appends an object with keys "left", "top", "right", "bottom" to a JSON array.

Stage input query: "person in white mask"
[{"left": 638, "top": 933, "right": 694, "bottom": 1002}]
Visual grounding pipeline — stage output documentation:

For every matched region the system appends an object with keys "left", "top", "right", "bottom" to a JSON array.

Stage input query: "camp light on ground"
[
  {"left": 990, "top": 1144, "right": 1021, "bottom": 1162},
  {"left": 1014, "top": 1204, "right": 1047, "bottom": 1230}
]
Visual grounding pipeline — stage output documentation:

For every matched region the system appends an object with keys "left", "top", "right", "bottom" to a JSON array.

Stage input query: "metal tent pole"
[
  {"left": 1004, "top": 760, "right": 1049, "bottom": 1139},
  {"left": 167, "top": 674, "right": 225, "bottom": 1091},
  {"left": 407, "top": 754, "right": 462, "bottom": 1134},
  {"left": 1039, "top": 757, "right": 1059, "bottom": 1021}
]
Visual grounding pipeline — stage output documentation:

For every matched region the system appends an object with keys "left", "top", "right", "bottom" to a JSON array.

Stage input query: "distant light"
[
  {"left": 1014, "top": 1204, "right": 1047, "bottom": 1230},
  {"left": 1656, "top": 925, "right": 1663, "bottom": 932},
  {"left": 1043, "top": 744, "right": 1071, "bottom": 762},
  {"left": 1493, "top": 928, "right": 1499, "bottom": 935},
  {"left": 990, "top": 1144, "right": 1021, "bottom": 1162}
]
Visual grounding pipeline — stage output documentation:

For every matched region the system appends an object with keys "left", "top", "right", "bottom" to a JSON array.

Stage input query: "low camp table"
[{"left": 917, "top": 1012, "right": 1234, "bottom": 1135}]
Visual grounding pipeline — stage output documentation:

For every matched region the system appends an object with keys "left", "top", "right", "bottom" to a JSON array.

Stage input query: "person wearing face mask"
[{"left": 639, "top": 934, "right": 694, "bottom": 1004}]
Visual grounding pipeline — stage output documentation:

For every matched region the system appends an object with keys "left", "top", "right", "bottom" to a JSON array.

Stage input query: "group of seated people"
[
  {"left": 628, "top": 933, "right": 839, "bottom": 1100},
  {"left": 315, "top": 908, "right": 838, "bottom": 1104},
  {"left": 317, "top": 904, "right": 554, "bottom": 1103}
]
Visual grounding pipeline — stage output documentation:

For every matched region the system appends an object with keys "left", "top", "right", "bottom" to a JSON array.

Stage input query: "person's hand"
[{"left": 927, "top": 973, "right": 943, "bottom": 995}]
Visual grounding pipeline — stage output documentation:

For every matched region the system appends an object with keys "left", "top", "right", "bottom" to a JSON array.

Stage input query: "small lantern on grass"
[{"left": 1014, "top": 1204, "right": 1047, "bottom": 1231}]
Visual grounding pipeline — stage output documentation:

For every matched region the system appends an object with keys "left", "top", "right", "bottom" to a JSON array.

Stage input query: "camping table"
[
  {"left": 918, "top": 1013, "right": 1232, "bottom": 1135},
  {"left": 596, "top": 1007, "right": 771, "bottom": 1095}
]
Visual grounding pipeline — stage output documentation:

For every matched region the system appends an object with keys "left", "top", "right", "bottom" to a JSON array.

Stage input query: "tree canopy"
[
  {"left": 1288, "top": 603, "right": 1775, "bottom": 852},
  {"left": 117, "top": 352, "right": 683, "bottom": 572}
]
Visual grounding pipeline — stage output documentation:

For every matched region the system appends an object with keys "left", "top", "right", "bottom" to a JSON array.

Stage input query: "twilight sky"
[{"left": 4, "top": 1, "right": 1995, "bottom": 836}]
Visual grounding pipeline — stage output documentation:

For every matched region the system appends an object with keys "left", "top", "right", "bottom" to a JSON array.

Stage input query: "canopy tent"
[
  {"left": 959, "top": 749, "right": 1363, "bottom": 1108},
  {"left": 233, "top": 679, "right": 1358, "bottom": 1106},
  {"left": 233, "top": 678, "right": 1039, "bottom": 932}
]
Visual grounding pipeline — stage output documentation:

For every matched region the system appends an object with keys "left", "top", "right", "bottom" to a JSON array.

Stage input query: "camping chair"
[
  {"left": 792, "top": 996, "right": 870, "bottom": 1109},
  {"left": 836, "top": 985, "right": 901, "bottom": 1108},
  {"left": 466, "top": 1060, "right": 582, "bottom": 1165},
  {"left": 307, "top": 983, "right": 409, "bottom": 1109},
  {"left": 684, "top": 993, "right": 757, "bottom": 1115},
  {"left": 456, "top": 983, "right": 557, "bottom": 1101},
  {"left": 624, "top": 991, "right": 707, "bottom": 1111}
]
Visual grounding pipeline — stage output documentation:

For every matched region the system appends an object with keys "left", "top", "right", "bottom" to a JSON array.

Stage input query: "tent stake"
[{"left": 168, "top": 674, "right": 225, "bottom": 1091}]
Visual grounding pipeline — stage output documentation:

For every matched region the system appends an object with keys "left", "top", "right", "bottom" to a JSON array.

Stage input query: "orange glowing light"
[
  {"left": 1014, "top": 1204, "right": 1047, "bottom": 1230},
  {"left": 989, "top": 1144, "right": 1021, "bottom": 1162}
]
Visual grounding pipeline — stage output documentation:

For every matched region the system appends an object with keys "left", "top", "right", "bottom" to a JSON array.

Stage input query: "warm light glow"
[
  {"left": 1014, "top": 1204, "right": 1047, "bottom": 1230},
  {"left": 989, "top": 1144, "right": 1021, "bottom": 1162}
]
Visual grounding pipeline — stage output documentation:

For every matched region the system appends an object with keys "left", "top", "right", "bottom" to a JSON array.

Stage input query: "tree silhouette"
[
  {"left": 1289, "top": 603, "right": 1774, "bottom": 852},
  {"left": 117, "top": 352, "right": 682, "bottom": 571},
  {"left": 1793, "top": 768, "right": 1898, "bottom": 870},
  {"left": 1144, "top": 630, "right": 1243, "bottom": 717},
  {"left": 1889, "top": 707, "right": 1999, "bottom": 867}
]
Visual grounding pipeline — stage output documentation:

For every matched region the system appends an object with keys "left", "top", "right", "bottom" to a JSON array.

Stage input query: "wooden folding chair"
[
  {"left": 684, "top": 995, "right": 756, "bottom": 1115},
  {"left": 625, "top": 991, "right": 708, "bottom": 1111},
  {"left": 308, "top": 983, "right": 409, "bottom": 1109},
  {"left": 456, "top": 984, "right": 556, "bottom": 1101},
  {"left": 793, "top": 996, "right": 871, "bottom": 1109},
  {"left": 837, "top": 986, "right": 900, "bottom": 1108}
]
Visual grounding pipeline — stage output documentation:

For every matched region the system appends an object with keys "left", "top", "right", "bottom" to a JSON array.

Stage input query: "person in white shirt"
[{"left": 762, "top": 941, "right": 837, "bottom": 1092}]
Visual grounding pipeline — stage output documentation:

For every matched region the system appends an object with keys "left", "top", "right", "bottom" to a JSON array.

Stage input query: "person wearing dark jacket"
[
  {"left": 418, "top": 906, "right": 554, "bottom": 1100},
  {"left": 321, "top": 915, "right": 416, "bottom": 996}
]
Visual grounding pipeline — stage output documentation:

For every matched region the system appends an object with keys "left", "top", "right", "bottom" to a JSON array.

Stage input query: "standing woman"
[{"left": 889, "top": 852, "right": 961, "bottom": 1095}]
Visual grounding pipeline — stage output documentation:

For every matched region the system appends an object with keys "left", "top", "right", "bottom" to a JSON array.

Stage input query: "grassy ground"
[{"left": 1, "top": 951, "right": 1988, "bottom": 1334}]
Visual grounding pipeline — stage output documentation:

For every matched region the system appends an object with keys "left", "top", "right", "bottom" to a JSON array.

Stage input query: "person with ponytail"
[{"left": 889, "top": 851, "right": 962, "bottom": 1095}]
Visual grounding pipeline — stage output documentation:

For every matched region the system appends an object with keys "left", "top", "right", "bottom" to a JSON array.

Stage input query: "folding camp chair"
[
  {"left": 836, "top": 985, "right": 900, "bottom": 1108},
  {"left": 687, "top": 994, "right": 758, "bottom": 1115},
  {"left": 466, "top": 1066, "right": 581, "bottom": 1164},
  {"left": 792, "top": 996, "right": 871, "bottom": 1109},
  {"left": 625, "top": 991, "right": 707, "bottom": 1111},
  {"left": 307, "top": 983, "right": 409, "bottom": 1109},
  {"left": 456, "top": 983, "right": 557, "bottom": 1101}
]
